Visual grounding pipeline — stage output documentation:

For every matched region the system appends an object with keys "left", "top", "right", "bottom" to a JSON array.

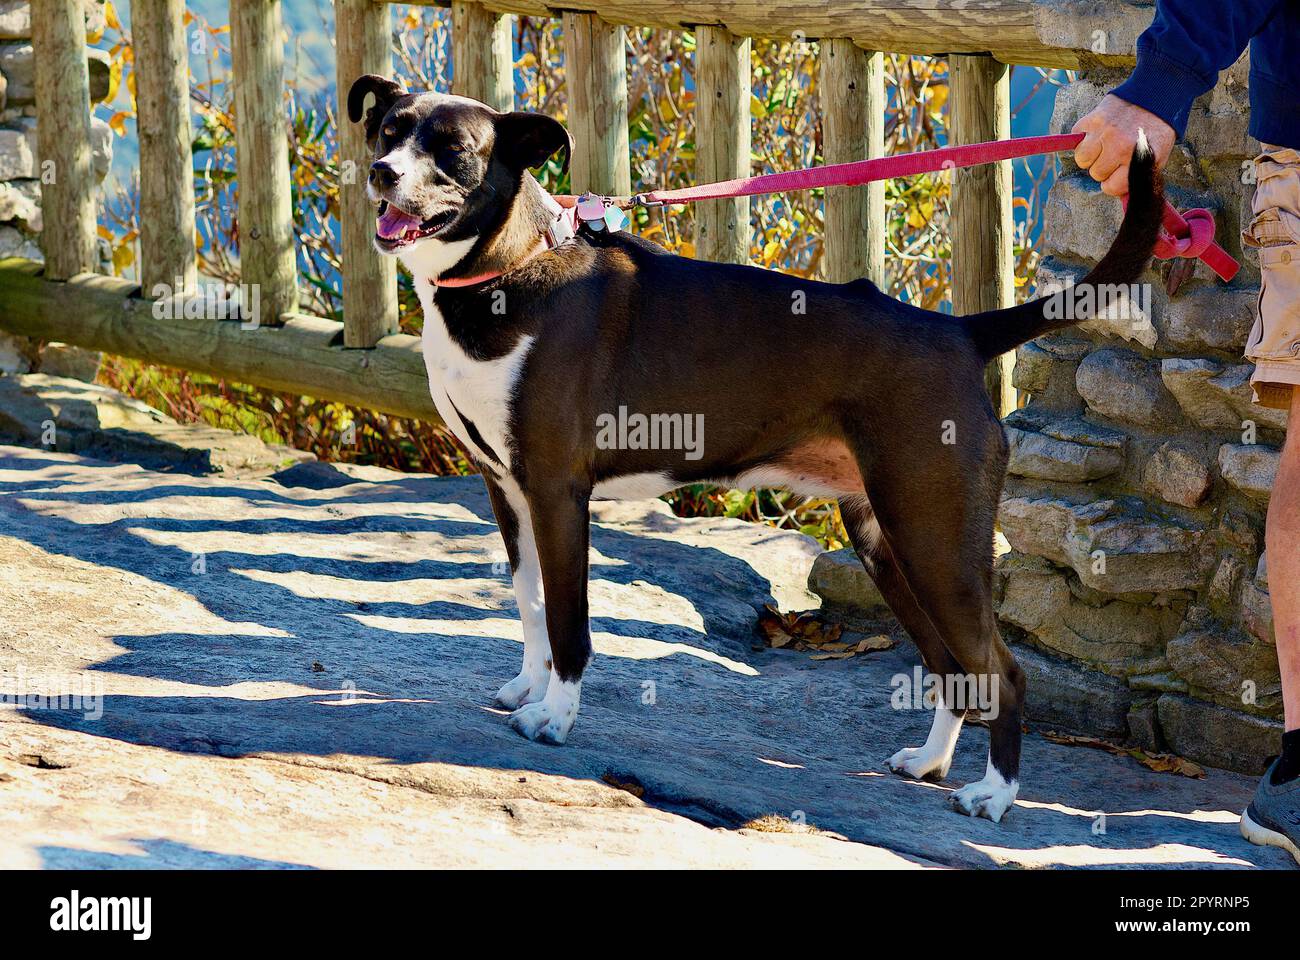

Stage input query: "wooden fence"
[{"left": 1, "top": 0, "right": 1151, "bottom": 424}]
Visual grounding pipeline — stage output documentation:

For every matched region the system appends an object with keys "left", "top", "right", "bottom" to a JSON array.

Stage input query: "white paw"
[
  {"left": 887, "top": 745, "right": 952, "bottom": 781},
  {"left": 506, "top": 679, "right": 580, "bottom": 745},
  {"left": 494, "top": 669, "right": 549, "bottom": 710},
  {"left": 949, "top": 757, "right": 1018, "bottom": 823}
]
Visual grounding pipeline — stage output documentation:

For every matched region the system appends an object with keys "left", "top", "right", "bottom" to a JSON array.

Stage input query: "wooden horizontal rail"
[
  {"left": 0, "top": 261, "right": 442, "bottom": 424},
  {"left": 389, "top": 0, "right": 1152, "bottom": 69}
]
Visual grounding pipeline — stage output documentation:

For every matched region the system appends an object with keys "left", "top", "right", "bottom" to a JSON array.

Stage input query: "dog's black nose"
[{"left": 369, "top": 160, "right": 401, "bottom": 191}]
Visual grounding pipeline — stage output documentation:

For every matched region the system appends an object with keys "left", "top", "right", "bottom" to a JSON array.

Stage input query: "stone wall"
[
  {"left": 0, "top": 0, "right": 111, "bottom": 378},
  {"left": 997, "top": 50, "right": 1287, "bottom": 773}
]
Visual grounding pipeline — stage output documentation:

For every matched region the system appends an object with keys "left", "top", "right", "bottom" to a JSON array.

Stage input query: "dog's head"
[{"left": 347, "top": 75, "right": 571, "bottom": 259}]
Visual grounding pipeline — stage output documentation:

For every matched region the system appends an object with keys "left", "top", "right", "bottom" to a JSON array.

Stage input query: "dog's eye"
[
  {"left": 383, "top": 125, "right": 396, "bottom": 138},
  {"left": 445, "top": 143, "right": 465, "bottom": 154}
]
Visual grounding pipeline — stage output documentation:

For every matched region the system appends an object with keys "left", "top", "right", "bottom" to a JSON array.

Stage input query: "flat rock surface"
[
  {"left": 0, "top": 374, "right": 314, "bottom": 478},
  {"left": 0, "top": 446, "right": 1291, "bottom": 869}
]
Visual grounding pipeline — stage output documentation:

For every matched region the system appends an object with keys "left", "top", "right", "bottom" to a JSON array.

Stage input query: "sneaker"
[{"left": 1240, "top": 757, "right": 1300, "bottom": 866}]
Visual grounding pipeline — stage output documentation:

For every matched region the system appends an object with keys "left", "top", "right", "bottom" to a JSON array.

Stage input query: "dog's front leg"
[
  {"left": 483, "top": 475, "right": 553, "bottom": 710},
  {"left": 505, "top": 482, "right": 592, "bottom": 745}
]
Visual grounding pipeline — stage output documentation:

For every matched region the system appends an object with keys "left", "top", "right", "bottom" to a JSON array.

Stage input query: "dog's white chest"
[{"left": 418, "top": 293, "right": 532, "bottom": 472}]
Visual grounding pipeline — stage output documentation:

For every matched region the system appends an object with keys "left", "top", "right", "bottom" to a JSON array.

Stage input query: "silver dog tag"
[{"left": 603, "top": 207, "right": 628, "bottom": 233}]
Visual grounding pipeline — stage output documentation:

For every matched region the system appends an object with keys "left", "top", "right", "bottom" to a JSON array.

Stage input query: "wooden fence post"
[
  {"left": 133, "top": 0, "right": 197, "bottom": 295},
  {"left": 231, "top": 0, "right": 298, "bottom": 325},
  {"left": 950, "top": 54, "right": 1015, "bottom": 416},
  {"left": 452, "top": 0, "right": 513, "bottom": 112},
  {"left": 694, "top": 25, "right": 750, "bottom": 264},
  {"left": 562, "top": 12, "right": 630, "bottom": 196},
  {"left": 336, "top": 0, "right": 399, "bottom": 347},
  {"left": 821, "top": 41, "right": 884, "bottom": 284},
  {"left": 32, "top": 0, "right": 98, "bottom": 279}
]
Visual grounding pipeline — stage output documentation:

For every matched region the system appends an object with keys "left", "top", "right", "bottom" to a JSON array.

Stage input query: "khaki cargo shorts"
[{"left": 1243, "top": 144, "right": 1300, "bottom": 410}]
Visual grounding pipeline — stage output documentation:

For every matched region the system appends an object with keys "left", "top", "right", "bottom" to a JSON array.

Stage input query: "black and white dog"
[{"left": 347, "top": 75, "right": 1160, "bottom": 822}]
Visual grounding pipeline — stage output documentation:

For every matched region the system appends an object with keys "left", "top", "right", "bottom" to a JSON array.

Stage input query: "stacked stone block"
[{"left": 998, "top": 52, "right": 1287, "bottom": 772}]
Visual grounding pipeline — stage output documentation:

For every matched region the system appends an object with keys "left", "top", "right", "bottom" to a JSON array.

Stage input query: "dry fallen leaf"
[
  {"left": 601, "top": 773, "right": 646, "bottom": 798},
  {"left": 854, "top": 635, "right": 894, "bottom": 653},
  {"left": 1040, "top": 731, "right": 1204, "bottom": 778},
  {"left": 757, "top": 606, "right": 893, "bottom": 659},
  {"left": 1130, "top": 750, "right": 1204, "bottom": 778}
]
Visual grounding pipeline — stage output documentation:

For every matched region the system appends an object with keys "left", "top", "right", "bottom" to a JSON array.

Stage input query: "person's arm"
[
  {"left": 1073, "top": 0, "right": 1284, "bottom": 196},
  {"left": 1112, "top": 0, "right": 1284, "bottom": 137}
]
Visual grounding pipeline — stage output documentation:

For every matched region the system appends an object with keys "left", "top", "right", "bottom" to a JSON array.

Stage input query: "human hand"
[{"left": 1071, "top": 94, "right": 1175, "bottom": 197}]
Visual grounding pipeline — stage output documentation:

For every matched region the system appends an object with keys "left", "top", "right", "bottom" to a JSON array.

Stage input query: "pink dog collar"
[{"left": 433, "top": 204, "right": 579, "bottom": 289}]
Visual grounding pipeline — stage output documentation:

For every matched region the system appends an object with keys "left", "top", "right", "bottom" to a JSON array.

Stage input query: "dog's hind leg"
[
  {"left": 483, "top": 474, "right": 553, "bottom": 710},
  {"left": 504, "top": 479, "right": 593, "bottom": 745},
  {"left": 841, "top": 495, "right": 965, "bottom": 781},
  {"left": 853, "top": 419, "right": 1025, "bottom": 823}
]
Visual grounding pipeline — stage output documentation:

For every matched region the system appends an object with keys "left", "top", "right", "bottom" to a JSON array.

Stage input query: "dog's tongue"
[{"left": 377, "top": 204, "right": 423, "bottom": 240}]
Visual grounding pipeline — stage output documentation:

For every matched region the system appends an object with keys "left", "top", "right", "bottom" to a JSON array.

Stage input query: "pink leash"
[{"left": 560, "top": 131, "right": 1239, "bottom": 283}]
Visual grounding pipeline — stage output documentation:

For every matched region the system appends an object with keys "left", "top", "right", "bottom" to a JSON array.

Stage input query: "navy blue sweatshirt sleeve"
[{"left": 1111, "top": 0, "right": 1286, "bottom": 138}]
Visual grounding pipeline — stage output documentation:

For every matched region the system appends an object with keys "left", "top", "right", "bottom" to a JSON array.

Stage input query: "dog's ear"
[
  {"left": 494, "top": 111, "right": 572, "bottom": 174},
  {"left": 347, "top": 74, "right": 405, "bottom": 151}
]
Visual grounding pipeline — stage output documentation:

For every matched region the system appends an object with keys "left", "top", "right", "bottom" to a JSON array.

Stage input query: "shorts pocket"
[{"left": 1246, "top": 237, "right": 1300, "bottom": 363}]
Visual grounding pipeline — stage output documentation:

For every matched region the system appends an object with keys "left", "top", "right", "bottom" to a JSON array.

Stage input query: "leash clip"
[{"left": 631, "top": 192, "right": 664, "bottom": 208}]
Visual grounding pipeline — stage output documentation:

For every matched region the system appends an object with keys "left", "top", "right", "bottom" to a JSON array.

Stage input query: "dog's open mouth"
[{"left": 374, "top": 200, "right": 456, "bottom": 249}]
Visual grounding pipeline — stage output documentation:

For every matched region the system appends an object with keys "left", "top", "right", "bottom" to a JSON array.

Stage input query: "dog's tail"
[{"left": 963, "top": 132, "right": 1162, "bottom": 361}]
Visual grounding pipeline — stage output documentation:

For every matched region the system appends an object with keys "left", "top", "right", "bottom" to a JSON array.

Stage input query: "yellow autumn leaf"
[
  {"left": 96, "top": 225, "right": 114, "bottom": 241},
  {"left": 750, "top": 95, "right": 767, "bottom": 119},
  {"left": 108, "top": 111, "right": 129, "bottom": 137},
  {"left": 111, "top": 242, "right": 134, "bottom": 275},
  {"left": 104, "top": 2, "right": 121, "bottom": 30},
  {"left": 104, "top": 61, "right": 122, "bottom": 104}
]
